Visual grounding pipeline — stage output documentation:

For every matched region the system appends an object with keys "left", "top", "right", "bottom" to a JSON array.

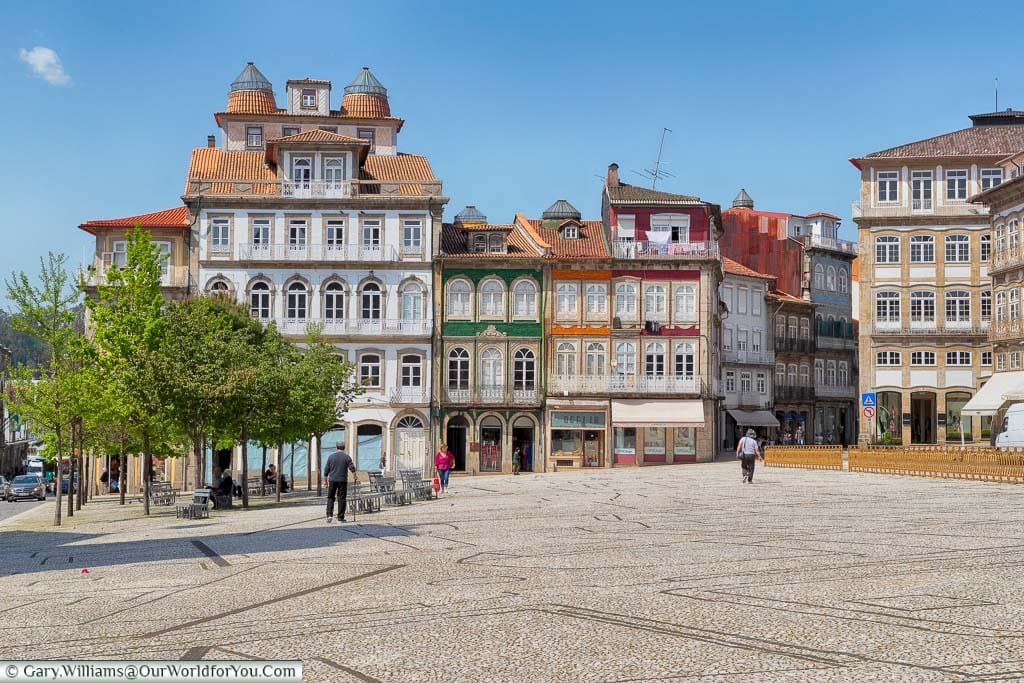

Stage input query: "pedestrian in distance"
[
  {"left": 736, "top": 429, "right": 762, "bottom": 484},
  {"left": 435, "top": 443, "right": 454, "bottom": 493},
  {"left": 323, "top": 441, "right": 356, "bottom": 523}
]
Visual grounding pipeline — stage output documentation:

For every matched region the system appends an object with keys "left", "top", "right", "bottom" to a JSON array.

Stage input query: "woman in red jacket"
[{"left": 434, "top": 444, "right": 455, "bottom": 493}]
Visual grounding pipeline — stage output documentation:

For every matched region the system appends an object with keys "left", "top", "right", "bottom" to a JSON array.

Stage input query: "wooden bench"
[
  {"left": 176, "top": 490, "right": 211, "bottom": 520},
  {"left": 398, "top": 469, "right": 435, "bottom": 501}
]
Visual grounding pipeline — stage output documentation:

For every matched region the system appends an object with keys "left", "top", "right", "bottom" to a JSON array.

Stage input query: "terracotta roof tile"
[
  {"left": 861, "top": 124, "right": 1024, "bottom": 160},
  {"left": 361, "top": 153, "right": 438, "bottom": 196},
  {"left": 268, "top": 129, "right": 368, "bottom": 145},
  {"left": 766, "top": 290, "right": 811, "bottom": 305},
  {"left": 185, "top": 148, "right": 278, "bottom": 195},
  {"left": 80, "top": 206, "right": 189, "bottom": 234},
  {"left": 341, "top": 92, "right": 391, "bottom": 118},
  {"left": 226, "top": 90, "right": 278, "bottom": 114},
  {"left": 526, "top": 218, "right": 609, "bottom": 259},
  {"left": 803, "top": 211, "right": 840, "bottom": 220},
  {"left": 440, "top": 222, "right": 544, "bottom": 259},
  {"left": 723, "top": 257, "right": 774, "bottom": 280},
  {"left": 606, "top": 182, "right": 703, "bottom": 206}
]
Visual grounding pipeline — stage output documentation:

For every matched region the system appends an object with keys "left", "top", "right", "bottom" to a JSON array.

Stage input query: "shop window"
[
  {"left": 946, "top": 392, "right": 972, "bottom": 441},
  {"left": 644, "top": 427, "right": 665, "bottom": 455}
]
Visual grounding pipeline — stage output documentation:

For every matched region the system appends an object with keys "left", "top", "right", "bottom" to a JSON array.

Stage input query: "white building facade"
[{"left": 188, "top": 63, "right": 447, "bottom": 475}]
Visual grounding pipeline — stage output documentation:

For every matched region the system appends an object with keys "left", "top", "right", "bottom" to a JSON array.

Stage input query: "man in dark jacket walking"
[{"left": 324, "top": 442, "right": 356, "bottom": 523}]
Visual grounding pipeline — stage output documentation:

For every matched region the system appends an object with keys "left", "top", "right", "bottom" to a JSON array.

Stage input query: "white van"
[{"left": 995, "top": 403, "right": 1024, "bottom": 448}]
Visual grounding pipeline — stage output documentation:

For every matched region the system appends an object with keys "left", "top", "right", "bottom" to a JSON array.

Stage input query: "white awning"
[
  {"left": 612, "top": 399, "right": 705, "bottom": 427},
  {"left": 962, "top": 371, "right": 1024, "bottom": 416},
  {"left": 727, "top": 409, "right": 780, "bottom": 428}
]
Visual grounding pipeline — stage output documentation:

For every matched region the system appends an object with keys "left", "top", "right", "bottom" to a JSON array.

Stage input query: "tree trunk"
[
  {"left": 53, "top": 427, "right": 63, "bottom": 526},
  {"left": 241, "top": 428, "right": 249, "bottom": 508},
  {"left": 193, "top": 432, "right": 203, "bottom": 491},
  {"left": 75, "top": 421, "right": 82, "bottom": 511},
  {"left": 315, "top": 433, "right": 322, "bottom": 497},
  {"left": 142, "top": 432, "right": 151, "bottom": 516},
  {"left": 118, "top": 437, "right": 127, "bottom": 506},
  {"left": 276, "top": 440, "right": 283, "bottom": 503},
  {"left": 67, "top": 434, "right": 74, "bottom": 518},
  {"left": 289, "top": 442, "right": 295, "bottom": 493},
  {"left": 307, "top": 435, "right": 313, "bottom": 491},
  {"left": 261, "top": 446, "right": 267, "bottom": 496}
]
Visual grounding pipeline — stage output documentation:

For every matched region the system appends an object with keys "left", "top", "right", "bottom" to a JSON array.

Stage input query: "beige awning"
[
  {"left": 962, "top": 371, "right": 1024, "bottom": 416},
  {"left": 727, "top": 409, "right": 780, "bottom": 428},
  {"left": 611, "top": 399, "right": 705, "bottom": 427}
]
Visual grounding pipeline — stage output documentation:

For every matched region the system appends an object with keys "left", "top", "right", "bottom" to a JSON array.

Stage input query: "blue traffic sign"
[{"left": 861, "top": 392, "right": 876, "bottom": 407}]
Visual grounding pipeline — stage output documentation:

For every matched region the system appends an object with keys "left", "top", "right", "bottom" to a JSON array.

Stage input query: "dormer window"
[
  {"left": 488, "top": 234, "right": 505, "bottom": 253},
  {"left": 301, "top": 89, "right": 317, "bottom": 109},
  {"left": 357, "top": 128, "right": 376, "bottom": 151},
  {"left": 563, "top": 224, "right": 579, "bottom": 239},
  {"left": 472, "top": 234, "right": 487, "bottom": 253}
]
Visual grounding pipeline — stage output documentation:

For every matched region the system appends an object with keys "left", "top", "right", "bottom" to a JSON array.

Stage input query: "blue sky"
[{"left": 2, "top": 0, "right": 1023, "bottom": 293}]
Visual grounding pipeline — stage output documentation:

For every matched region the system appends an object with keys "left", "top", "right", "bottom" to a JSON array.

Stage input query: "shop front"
[
  {"left": 774, "top": 409, "right": 810, "bottom": 444},
  {"left": 546, "top": 400, "right": 609, "bottom": 470},
  {"left": 612, "top": 399, "right": 705, "bottom": 465}
]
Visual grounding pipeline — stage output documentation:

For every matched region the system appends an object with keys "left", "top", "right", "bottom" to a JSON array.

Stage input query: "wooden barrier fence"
[
  {"left": 764, "top": 445, "right": 843, "bottom": 470},
  {"left": 849, "top": 446, "right": 1024, "bottom": 483}
]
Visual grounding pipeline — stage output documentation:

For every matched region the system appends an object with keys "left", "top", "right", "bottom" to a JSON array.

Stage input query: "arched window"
[
  {"left": 360, "top": 282, "right": 382, "bottom": 320},
  {"left": 982, "top": 290, "right": 992, "bottom": 321},
  {"left": 479, "top": 279, "right": 505, "bottom": 318},
  {"left": 488, "top": 233, "right": 505, "bottom": 253},
  {"left": 615, "top": 282, "right": 637, "bottom": 319},
  {"left": 397, "top": 415, "right": 424, "bottom": 430},
  {"left": 775, "top": 363, "right": 785, "bottom": 384},
  {"left": 291, "top": 157, "right": 311, "bottom": 186},
  {"left": 209, "top": 280, "right": 230, "bottom": 296},
  {"left": 556, "top": 342, "right": 577, "bottom": 376},
  {"left": 944, "top": 290, "right": 970, "bottom": 323},
  {"left": 876, "top": 291, "right": 900, "bottom": 322},
  {"left": 472, "top": 234, "right": 487, "bottom": 253},
  {"left": 585, "top": 342, "right": 606, "bottom": 376},
  {"left": 995, "top": 223, "right": 1006, "bottom": 252},
  {"left": 513, "top": 348, "right": 536, "bottom": 390},
  {"left": 674, "top": 342, "right": 695, "bottom": 378},
  {"left": 814, "top": 359, "right": 824, "bottom": 385},
  {"left": 324, "top": 158, "right": 345, "bottom": 189},
  {"left": 585, "top": 283, "right": 608, "bottom": 316},
  {"left": 556, "top": 283, "right": 578, "bottom": 316},
  {"left": 838, "top": 362, "right": 848, "bottom": 386},
  {"left": 826, "top": 360, "right": 836, "bottom": 385},
  {"left": 400, "top": 354, "right": 422, "bottom": 387},
  {"left": 324, "top": 282, "right": 345, "bottom": 320},
  {"left": 996, "top": 290, "right": 1007, "bottom": 321},
  {"left": 400, "top": 281, "right": 423, "bottom": 321},
  {"left": 775, "top": 315, "right": 786, "bottom": 337},
  {"left": 838, "top": 267, "right": 849, "bottom": 294},
  {"left": 250, "top": 282, "right": 270, "bottom": 319},
  {"left": 1010, "top": 219, "right": 1020, "bottom": 251},
  {"left": 799, "top": 318, "right": 810, "bottom": 340},
  {"left": 645, "top": 284, "right": 666, "bottom": 320},
  {"left": 826, "top": 265, "right": 836, "bottom": 291},
  {"left": 615, "top": 342, "right": 636, "bottom": 376},
  {"left": 448, "top": 280, "right": 471, "bottom": 318},
  {"left": 512, "top": 279, "right": 538, "bottom": 318},
  {"left": 910, "top": 290, "right": 936, "bottom": 323},
  {"left": 1011, "top": 288, "right": 1021, "bottom": 320},
  {"left": 447, "top": 348, "right": 469, "bottom": 389},
  {"left": 910, "top": 235, "right": 935, "bottom": 263},
  {"left": 799, "top": 364, "right": 810, "bottom": 386},
  {"left": 787, "top": 316, "right": 798, "bottom": 339},
  {"left": 813, "top": 263, "right": 824, "bottom": 289},
  {"left": 981, "top": 233, "right": 991, "bottom": 262},
  {"left": 286, "top": 282, "right": 308, "bottom": 320},
  {"left": 359, "top": 353, "right": 381, "bottom": 388},
  {"left": 645, "top": 341, "right": 665, "bottom": 376},
  {"left": 944, "top": 234, "right": 970, "bottom": 263},
  {"left": 673, "top": 284, "right": 696, "bottom": 322},
  {"left": 787, "top": 364, "right": 798, "bottom": 385},
  {"left": 480, "top": 347, "right": 503, "bottom": 388}
]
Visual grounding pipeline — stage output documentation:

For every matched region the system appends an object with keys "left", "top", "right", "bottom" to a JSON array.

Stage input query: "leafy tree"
[
  {"left": 4, "top": 253, "right": 83, "bottom": 526},
  {"left": 85, "top": 228, "right": 171, "bottom": 516}
]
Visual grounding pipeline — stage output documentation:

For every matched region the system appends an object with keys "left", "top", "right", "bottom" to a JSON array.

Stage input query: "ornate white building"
[{"left": 186, "top": 63, "right": 447, "bottom": 474}]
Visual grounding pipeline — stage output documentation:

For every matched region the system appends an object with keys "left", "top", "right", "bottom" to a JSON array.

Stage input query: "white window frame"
[
  {"left": 877, "top": 170, "right": 899, "bottom": 204},
  {"left": 945, "top": 169, "right": 968, "bottom": 202},
  {"left": 512, "top": 279, "right": 538, "bottom": 320},
  {"left": 944, "top": 234, "right": 969, "bottom": 263},
  {"left": 585, "top": 283, "right": 608, "bottom": 317},
  {"left": 910, "top": 235, "right": 935, "bottom": 263},
  {"left": 479, "top": 279, "right": 505, "bottom": 319},
  {"left": 447, "top": 280, "right": 472, "bottom": 319},
  {"left": 556, "top": 283, "right": 578, "bottom": 319},
  {"left": 876, "top": 351, "right": 901, "bottom": 366},
  {"left": 911, "top": 170, "right": 933, "bottom": 212},
  {"left": 875, "top": 235, "right": 900, "bottom": 264},
  {"left": 402, "top": 219, "right": 423, "bottom": 252},
  {"left": 911, "top": 351, "right": 936, "bottom": 366},
  {"left": 981, "top": 168, "right": 1003, "bottom": 191}
]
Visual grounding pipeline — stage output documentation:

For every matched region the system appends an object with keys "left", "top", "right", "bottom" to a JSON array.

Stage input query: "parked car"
[
  {"left": 0, "top": 476, "right": 9, "bottom": 500},
  {"left": 61, "top": 473, "right": 79, "bottom": 495},
  {"left": 7, "top": 475, "right": 46, "bottom": 502}
]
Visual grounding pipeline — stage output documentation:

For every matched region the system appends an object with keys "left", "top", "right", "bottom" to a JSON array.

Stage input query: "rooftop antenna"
[
  {"left": 995, "top": 76, "right": 999, "bottom": 111},
  {"left": 631, "top": 127, "right": 675, "bottom": 189}
]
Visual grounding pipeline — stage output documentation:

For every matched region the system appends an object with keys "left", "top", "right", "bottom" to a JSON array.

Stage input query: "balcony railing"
[
  {"left": 235, "top": 244, "right": 401, "bottom": 262},
  {"left": 992, "top": 246, "right": 1024, "bottom": 271},
  {"left": 610, "top": 240, "right": 719, "bottom": 260},
  {"left": 722, "top": 350, "right": 774, "bottom": 365},
  {"left": 548, "top": 374, "right": 702, "bottom": 395},
  {"left": 775, "top": 385, "right": 815, "bottom": 402},
  {"left": 82, "top": 268, "right": 188, "bottom": 288},
  {"left": 184, "top": 178, "right": 444, "bottom": 198},
  {"left": 275, "top": 318, "right": 431, "bottom": 336},
  {"left": 815, "top": 384, "right": 857, "bottom": 398},
  {"left": 852, "top": 201, "right": 989, "bottom": 220},
  {"left": 440, "top": 386, "right": 540, "bottom": 404},
  {"left": 391, "top": 387, "right": 428, "bottom": 404},
  {"left": 802, "top": 234, "right": 858, "bottom": 255},
  {"left": 872, "top": 322, "right": 989, "bottom": 336},
  {"left": 773, "top": 337, "right": 817, "bottom": 354},
  {"left": 991, "top": 319, "right": 1024, "bottom": 341}
]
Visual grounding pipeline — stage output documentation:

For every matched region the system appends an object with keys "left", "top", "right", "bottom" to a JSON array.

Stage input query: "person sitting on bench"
[
  {"left": 264, "top": 464, "right": 290, "bottom": 493},
  {"left": 207, "top": 467, "right": 234, "bottom": 508}
]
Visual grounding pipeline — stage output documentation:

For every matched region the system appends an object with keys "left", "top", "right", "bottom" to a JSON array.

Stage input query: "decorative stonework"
[{"left": 477, "top": 325, "right": 507, "bottom": 339}]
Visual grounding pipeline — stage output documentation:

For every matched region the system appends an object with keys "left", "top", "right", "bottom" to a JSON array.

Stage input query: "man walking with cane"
[
  {"left": 736, "top": 429, "right": 762, "bottom": 484},
  {"left": 324, "top": 441, "right": 356, "bottom": 523}
]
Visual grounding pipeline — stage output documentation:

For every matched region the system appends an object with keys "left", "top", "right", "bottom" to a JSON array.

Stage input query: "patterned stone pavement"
[{"left": 2, "top": 462, "right": 1024, "bottom": 682}]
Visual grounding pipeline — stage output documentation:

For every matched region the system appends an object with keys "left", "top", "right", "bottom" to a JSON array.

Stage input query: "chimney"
[
  {"left": 607, "top": 163, "right": 620, "bottom": 187},
  {"left": 207, "top": 135, "right": 216, "bottom": 148}
]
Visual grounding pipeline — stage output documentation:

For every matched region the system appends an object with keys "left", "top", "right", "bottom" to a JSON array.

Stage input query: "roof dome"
[
  {"left": 454, "top": 205, "right": 488, "bottom": 225},
  {"left": 341, "top": 67, "right": 390, "bottom": 117},
  {"left": 226, "top": 62, "right": 277, "bottom": 114},
  {"left": 542, "top": 199, "right": 581, "bottom": 220},
  {"left": 732, "top": 188, "right": 754, "bottom": 209}
]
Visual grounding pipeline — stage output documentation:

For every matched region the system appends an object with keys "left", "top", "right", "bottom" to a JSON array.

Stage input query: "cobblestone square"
[{"left": 2, "top": 463, "right": 1023, "bottom": 682}]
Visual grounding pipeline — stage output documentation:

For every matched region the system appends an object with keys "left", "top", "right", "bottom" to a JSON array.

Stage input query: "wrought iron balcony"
[
  {"left": 992, "top": 246, "right": 1024, "bottom": 272},
  {"left": 235, "top": 244, "right": 400, "bottom": 262},
  {"left": 801, "top": 234, "right": 858, "bottom": 255},
  {"left": 275, "top": 317, "right": 431, "bottom": 336},
  {"left": 852, "top": 200, "right": 988, "bottom": 220},
  {"left": 610, "top": 240, "right": 719, "bottom": 260},
  {"left": 391, "top": 387, "right": 428, "bottom": 404},
  {"left": 548, "top": 374, "right": 702, "bottom": 395}
]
